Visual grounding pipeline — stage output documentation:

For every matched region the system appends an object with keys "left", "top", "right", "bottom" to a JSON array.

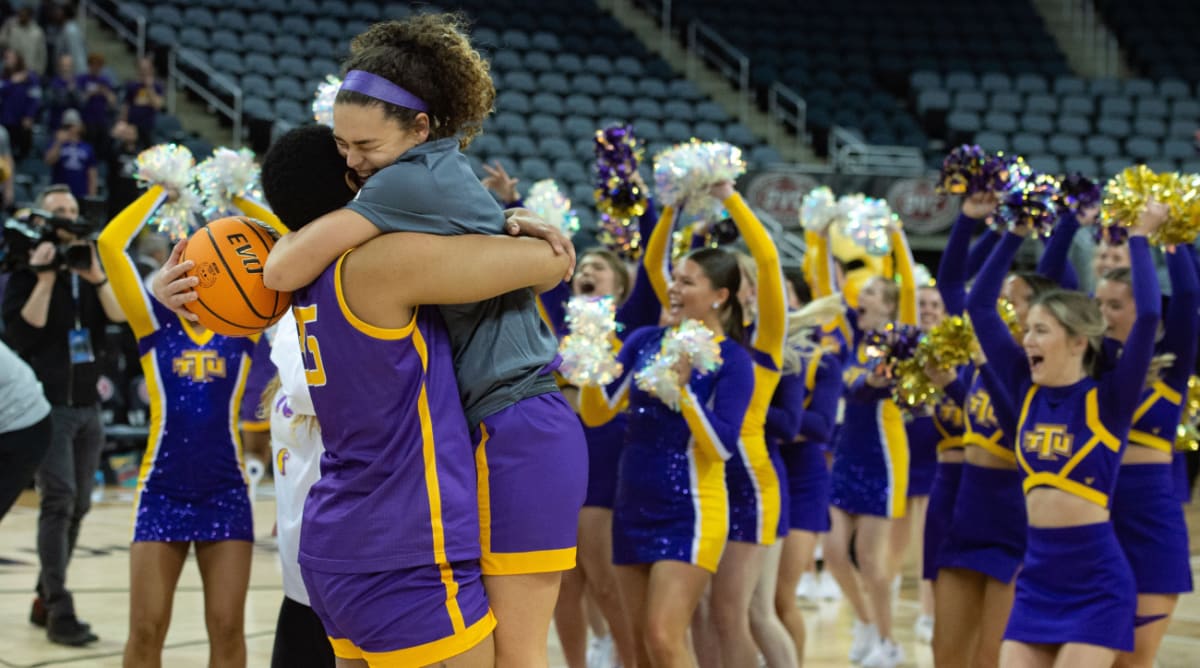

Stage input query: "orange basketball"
[{"left": 182, "top": 216, "right": 291, "bottom": 336}]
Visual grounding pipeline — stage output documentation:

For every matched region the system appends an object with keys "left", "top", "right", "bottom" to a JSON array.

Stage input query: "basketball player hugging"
[{"left": 261, "top": 12, "right": 588, "bottom": 667}]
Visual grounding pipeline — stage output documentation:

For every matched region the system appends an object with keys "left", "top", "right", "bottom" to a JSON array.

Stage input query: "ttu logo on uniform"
[
  {"left": 172, "top": 350, "right": 227, "bottom": 382},
  {"left": 1023, "top": 424, "right": 1074, "bottom": 460}
]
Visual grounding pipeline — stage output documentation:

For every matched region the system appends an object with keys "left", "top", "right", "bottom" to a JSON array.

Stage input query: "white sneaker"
[
  {"left": 849, "top": 621, "right": 879, "bottom": 664},
  {"left": 818, "top": 570, "right": 843, "bottom": 600},
  {"left": 796, "top": 572, "right": 818, "bottom": 599},
  {"left": 861, "top": 637, "right": 905, "bottom": 668},
  {"left": 914, "top": 614, "right": 933, "bottom": 643},
  {"left": 587, "top": 634, "right": 615, "bottom": 668}
]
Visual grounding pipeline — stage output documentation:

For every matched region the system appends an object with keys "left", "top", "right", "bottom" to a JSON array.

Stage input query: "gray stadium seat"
[
  {"left": 148, "top": 25, "right": 177, "bottom": 47},
  {"left": 350, "top": 1, "right": 382, "bottom": 19},
  {"left": 1158, "top": 78, "right": 1191, "bottom": 100},
  {"left": 662, "top": 120, "right": 692, "bottom": 142},
  {"left": 1096, "top": 117, "right": 1131, "bottom": 138},
  {"left": 1145, "top": 158, "right": 1177, "bottom": 173},
  {"left": 947, "top": 111, "right": 981, "bottom": 134},
  {"left": 606, "top": 76, "right": 636, "bottom": 97},
  {"left": 281, "top": 16, "right": 312, "bottom": 35},
  {"left": 1014, "top": 73, "right": 1048, "bottom": 94},
  {"left": 1136, "top": 98, "right": 1169, "bottom": 118},
  {"left": 910, "top": 70, "right": 940, "bottom": 91},
  {"left": 313, "top": 18, "right": 342, "bottom": 36},
  {"left": 273, "top": 99, "right": 307, "bottom": 125},
  {"left": 1062, "top": 156, "right": 1098, "bottom": 177},
  {"left": 554, "top": 160, "right": 588, "bottom": 184},
  {"left": 539, "top": 137, "right": 574, "bottom": 161},
  {"left": 1133, "top": 117, "right": 1167, "bottom": 139},
  {"left": 505, "top": 135, "right": 538, "bottom": 158},
  {"left": 531, "top": 32, "right": 561, "bottom": 52},
  {"left": 584, "top": 55, "right": 613, "bottom": 72},
  {"left": 1099, "top": 97, "right": 1133, "bottom": 117},
  {"left": 1088, "top": 78, "right": 1121, "bottom": 96},
  {"left": 519, "top": 158, "right": 553, "bottom": 181},
  {"left": 945, "top": 72, "right": 977, "bottom": 90},
  {"left": 524, "top": 52, "right": 554, "bottom": 73},
  {"left": 497, "top": 91, "right": 532, "bottom": 114},
  {"left": 1168, "top": 118, "right": 1195, "bottom": 138},
  {"left": 1122, "top": 79, "right": 1156, "bottom": 97},
  {"left": 1061, "top": 95, "right": 1093, "bottom": 116},
  {"left": 636, "top": 120, "right": 664, "bottom": 142},
  {"left": 1171, "top": 99, "right": 1200, "bottom": 118},
  {"left": 724, "top": 123, "right": 757, "bottom": 147},
  {"left": 614, "top": 57, "right": 644, "bottom": 77},
  {"left": 1163, "top": 139, "right": 1195, "bottom": 160},
  {"left": 245, "top": 54, "right": 277, "bottom": 77},
  {"left": 537, "top": 73, "right": 570, "bottom": 96},
  {"left": 1180, "top": 160, "right": 1200, "bottom": 174},
  {"left": 496, "top": 112, "right": 529, "bottom": 135},
  {"left": 504, "top": 72, "right": 537, "bottom": 93},
  {"left": 247, "top": 12, "right": 275, "bottom": 33},
  {"left": 1101, "top": 157, "right": 1130, "bottom": 177},
  {"left": 274, "top": 35, "right": 305, "bottom": 57},
  {"left": 632, "top": 98, "right": 664, "bottom": 120},
  {"left": 980, "top": 73, "right": 1012, "bottom": 92},
  {"left": 974, "top": 131, "right": 1008, "bottom": 152},
  {"left": 471, "top": 135, "right": 504, "bottom": 157},
  {"left": 693, "top": 122, "right": 723, "bottom": 141},
  {"left": 178, "top": 27, "right": 207, "bottom": 50},
  {"left": 500, "top": 29, "right": 530, "bottom": 50},
  {"left": 1022, "top": 114, "right": 1054, "bottom": 134},
  {"left": 570, "top": 75, "right": 604, "bottom": 97},
  {"left": 492, "top": 50, "right": 522, "bottom": 72},
  {"left": 669, "top": 80, "right": 704, "bottom": 102},
  {"left": 983, "top": 111, "right": 1018, "bottom": 133},
  {"left": 749, "top": 145, "right": 783, "bottom": 166},
  {"left": 211, "top": 52, "right": 245, "bottom": 77},
  {"left": 1086, "top": 136, "right": 1121, "bottom": 157},
  {"left": 916, "top": 89, "right": 950, "bottom": 115},
  {"left": 1026, "top": 94, "right": 1058, "bottom": 115},
  {"left": 277, "top": 56, "right": 308, "bottom": 80},
  {"left": 1048, "top": 135, "right": 1083, "bottom": 156},
  {"left": 272, "top": 77, "right": 306, "bottom": 101},
  {"left": 1125, "top": 137, "right": 1160, "bottom": 160},
  {"left": 473, "top": 27, "right": 500, "bottom": 48},
  {"left": 1026, "top": 155, "right": 1062, "bottom": 174},
  {"left": 529, "top": 113, "right": 564, "bottom": 137},
  {"left": 695, "top": 102, "right": 729, "bottom": 123},
  {"left": 571, "top": 183, "right": 594, "bottom": 208},
  {"left": 953, "top": 90, "right": 987, "bottom": 113},
  {"left": 1053, "top": 76, "right": 1086, "bottom": 96},
  {"left": 554, "top": 54, "right": 584, "bottom": 75},
  {"left": 1012, "top": 133, "right": 1046, "bottom": 155},
  {"left": 990, "top": 92, "right": 1022, "bottom": 114},
  {"left": 637, "top": 79, "right": 669, "bottom": 100},
  {"left": 150, "top": 5, "right": 183, "bottom": 28},
  {"left": 320, "top": 0, "right": 352, "bottom": 18},
  {"left": 597, "top": 98, "right": 628, "bottom": 119},
  {"left": 244, "top": 97, "right": 272, "bottom": 120},
  {"left": 1057, "top": 115, "right": 1090, "bottom": 137},
  {"left": 663, "top": 100, "right": 696, "bottom": 122},
  {"left": 564, "top": 115, "right": 596, "bottom": 138},
  {"left": 531, "top": 92, "right": 565, "bottom": 116}
]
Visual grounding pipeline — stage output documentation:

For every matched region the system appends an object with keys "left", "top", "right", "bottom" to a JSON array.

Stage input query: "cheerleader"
[
  {"left": 643, "top": 181, "right": 793, "bottom": 668},
  {"left": 579, "top": 247, "right": 755, "bottom": 668},
  {"left": 1097, "top": 244, "right": 1197, "bottom": 667},
  {"left": 968, "top": 202, "right": 1164, "bottom": 666},
  {"left": 96, "top": 187, "right": 258, "bottom": 667},
  {"left": 812, "top": 218, "right": 916, "bottom": 667},
  {"left": 931, "top": 194, "right": 1050, "bottom": 668},
  {"left": 770, "top": 287, "right": 845, "bottom": 661},
  {"left": 893, "top": 281, "right": 950, "bottom": 641}
]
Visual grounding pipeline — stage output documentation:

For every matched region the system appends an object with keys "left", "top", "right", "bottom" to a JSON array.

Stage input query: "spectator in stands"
[
  {"left": 48, "top": 3, "right": 85, "bottom": 76},
  {"left": 1, "top": 183, "right": 126, "bottom": 647},
  {"left": 105, "top": 120, "right": 146, "bottom": 219},
  {"left": 44, "top": 109, "right": 96, "bottom": 199},
  {"left": 43, "top": 53, "right": 81, "bottom": 131},
  {"left": 0, "top": 124, "right": 13, "bottom": 208},
  {"left": 120, "top": 56, "right": 162, "bottom": 141},
  {"left": 78, "top": 53, "right": 115, "bottom": 157},
  {"left": 0, "top": 2, "right": 46, "bottom": 77},
  {"left": 0, "top": 47, "right": 41, "bottom": 160}
]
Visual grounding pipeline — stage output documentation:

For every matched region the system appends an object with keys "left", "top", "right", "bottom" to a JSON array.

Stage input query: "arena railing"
[
  {"left": 686, "top": 20, "right": 751, "bottom": 124},
  {"left": 828, "top": 127, "right": 926, "bottom": 177},
  {"left": 80, "top": 0, "right": 146, "bottom": 61},
  {"left": 768, "top": 82, "right": 808, "bottom": 146},
  {"left": 167, "top": 49, "right": 244, "bottom": 149}
]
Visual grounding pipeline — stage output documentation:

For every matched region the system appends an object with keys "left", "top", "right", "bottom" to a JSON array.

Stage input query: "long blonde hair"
[
  {"left": 781, "top": 294, "right": 844, "bottom": 374},
  {"left": 259, "top": 376, "right": 321, "bottom": 435}
]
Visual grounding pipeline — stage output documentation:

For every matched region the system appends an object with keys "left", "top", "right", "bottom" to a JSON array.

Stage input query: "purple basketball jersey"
[{"left": 295, "top": 253, "right": 481, "bottom": 574}]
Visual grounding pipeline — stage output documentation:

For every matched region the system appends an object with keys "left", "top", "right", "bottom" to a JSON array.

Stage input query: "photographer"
[{"left": 1, "top": 184, "right": 124, "bottom": 647}]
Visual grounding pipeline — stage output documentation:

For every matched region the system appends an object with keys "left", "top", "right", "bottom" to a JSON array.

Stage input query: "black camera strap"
[{"left": 71, "top": 273, "right": 82, "bottom": 329}]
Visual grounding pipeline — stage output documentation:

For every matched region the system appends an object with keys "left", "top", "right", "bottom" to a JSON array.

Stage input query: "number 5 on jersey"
[{"left": 294, "top": 305, "right": 327, "bottom": 386}]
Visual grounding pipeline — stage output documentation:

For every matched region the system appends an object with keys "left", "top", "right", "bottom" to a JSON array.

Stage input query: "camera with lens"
[{"left": 0, "top": 208, "right": 97, "bottom": 273}]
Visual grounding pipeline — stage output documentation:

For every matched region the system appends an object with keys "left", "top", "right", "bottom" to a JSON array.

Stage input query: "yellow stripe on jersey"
[
  {"left": 231, "top": 195, "right": 288, "bottom": 238},
  {"left": 130, "top": 353, "right": 167, "bottom": 533},
  {"left": 227, "top": 350, "right": 252, "bottom": 484},
  {"left": 1016, "top": 387, "right": 1120, "bottom": 507},
  {"left": 179, "top": 315, "right": 216, "bottom": 346},
  {"left": 644, "top": 205, "right": 676, "bottom": 309},
  {"left": 328, "top": 611, "right": 497, "bottom": 667},
  {"left": 475, "top": 425, "right": 494, "bottom": 557},
  {"left": 680, "top": 387, "right": 732, "bottom": 461},
  {"left": 880, "top": 400, "right": 909, "bottom": 518},
  {"left": 334, "top": 250, "right": 417, "bottom": 340},
  {"left": 578, "top": 376, "right": 632, "bottom": 427},
  {"left": 96, "top": 187, "right": 167, "bottom": 340},
  {"left": 1129, "top": 381, "right": 1183, "bottom": 453},
  {"left": 962, "top": 431, "right": 1016, "bottom": 463},
  {"left": 689, "top": 448, "right": 729, "bottom": 572}
]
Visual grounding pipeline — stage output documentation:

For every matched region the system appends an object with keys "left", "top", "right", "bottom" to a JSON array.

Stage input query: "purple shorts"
[
  {"left": 301, "top": 560, "right": 495, "bottom": 664},
  {"left": 473, "top": 392, "right": 587, "bottom": 575},
  {"left": 133, "top": 485, "right": 253, "bottom": 543}
]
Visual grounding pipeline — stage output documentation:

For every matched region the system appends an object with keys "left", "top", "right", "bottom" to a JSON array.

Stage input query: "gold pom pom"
[
  {"left": 1102, "top": 166, "right": 1200, "bottom": 246},
  {"left": 1176, "top": 375, "right": 1200, "bottom": 452},
  {"left": 998, "top": 298, "right": 1023, "bottom": 340}
]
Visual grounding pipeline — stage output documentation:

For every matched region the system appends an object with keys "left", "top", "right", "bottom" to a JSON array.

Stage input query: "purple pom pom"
[{"left": 1062, "top": 173, "right": 1102, "bottom": 211}]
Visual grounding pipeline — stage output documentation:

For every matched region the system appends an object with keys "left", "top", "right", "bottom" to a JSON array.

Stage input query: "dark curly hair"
[
  {"left": 261, "top": 125, "right": 357, "bottom": 232},
  {"left": 337, "top": 12, "right": 495, "bottom": 149}
]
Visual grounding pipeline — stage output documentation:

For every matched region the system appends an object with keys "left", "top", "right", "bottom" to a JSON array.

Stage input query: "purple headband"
[{"left": 340, "top": 70, "right": 428, "bottom": 112}]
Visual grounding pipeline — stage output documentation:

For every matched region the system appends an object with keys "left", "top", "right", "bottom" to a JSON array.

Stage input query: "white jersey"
[{"left": 268, "top": 309, "right": 322, "bottom": 605}]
